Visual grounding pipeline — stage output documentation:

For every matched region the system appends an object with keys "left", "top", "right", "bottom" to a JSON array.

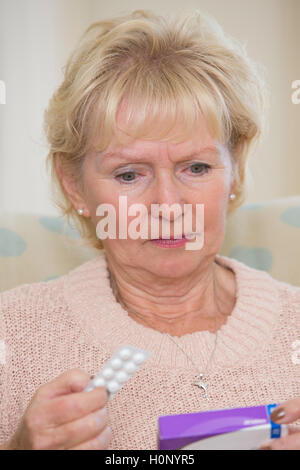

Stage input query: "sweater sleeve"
[
  {"left": 0, "top": 289, "right": 9, "bottom": 446},
  {"left": 286, "top": 286, "right": 300, "bottom": 433},
  {"left": 0, "top": 284, "right": 33, "bottom": 446}
]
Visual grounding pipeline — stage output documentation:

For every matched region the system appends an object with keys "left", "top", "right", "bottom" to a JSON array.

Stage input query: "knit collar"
[{"left": 63, "top": 251, "right": 281, "bottom": 370}]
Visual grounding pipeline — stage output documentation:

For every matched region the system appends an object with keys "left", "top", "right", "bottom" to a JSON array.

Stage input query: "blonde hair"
[{"left": 44, "top": 9, "right": 268, "bottom": 250}]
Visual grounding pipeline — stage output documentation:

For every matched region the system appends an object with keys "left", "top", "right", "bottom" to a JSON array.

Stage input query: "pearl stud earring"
[
  {"left": 77, "top": 208, "right": 84, "bottom": 216},
  {"left": 230, "top": 193, "right": 236, "bottom": 200}
]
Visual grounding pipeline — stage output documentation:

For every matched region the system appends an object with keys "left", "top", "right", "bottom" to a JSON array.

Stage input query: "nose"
[
  {"left": 151, "top": 170, "right": 185, "bottom": 222},
  {"left": 154, "top": 170, "right": 183, "bottom": 203}
]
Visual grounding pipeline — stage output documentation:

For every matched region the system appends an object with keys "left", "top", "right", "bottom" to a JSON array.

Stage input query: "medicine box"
[{"left": 158, "top": 403, "right": 288, "bottom": 450}]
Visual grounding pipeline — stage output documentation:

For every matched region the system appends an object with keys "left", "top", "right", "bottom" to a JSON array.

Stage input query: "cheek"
[
  {"left": 88, "top": 189, "right": 142, "bottom": 244},
  {"left": 81, "top": 165, "right": 144, "bottom": 246},
  {"left": 83, "top": 173, "right": 119, "bottom": 222},
  {"left": 193, "top": 177, "right": 229, "bottom": 226},
  {"left": 204, "top": 184, "right": 229, "bottom": 229},
  {"left": 191, "top": 173, "right": 229, "bottom": 202},
  {"left": 207, "top": 182, "right": 229, "bottom": 206}
]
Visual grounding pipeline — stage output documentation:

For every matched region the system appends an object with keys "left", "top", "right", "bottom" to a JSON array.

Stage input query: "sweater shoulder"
[
  {"left": 0, "top": 255, "right": 100, "bottom": 305},
  {"left": 269, "top": 276, "right": 300, "bottom": 325},
  {"left": 256, "top": 267, "right": 300, "bottom": 305},
  {"left": 0, "top": 255, "right": 103, "bottom": 335},
  {"left": 0, "top": 275, "right": 65, "bottom": 307},
  {"left": 218, "top": 254, "right": 300, "bottom": 318},
  {"left": 0, "top": 277, "right": 64, "bottom": 334}
]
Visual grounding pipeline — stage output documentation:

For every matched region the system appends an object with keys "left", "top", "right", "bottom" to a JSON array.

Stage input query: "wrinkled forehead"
[
  {"left": 95, "top": 144, "right": 233, "bottom": 177},
  {"left": 99, "top": 140, "right": 224, "bottom": 165}
]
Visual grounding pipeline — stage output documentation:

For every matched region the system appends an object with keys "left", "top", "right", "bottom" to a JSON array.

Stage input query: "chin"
[{"left": 141, "top": 251, "right": 201, "bottom": 278}]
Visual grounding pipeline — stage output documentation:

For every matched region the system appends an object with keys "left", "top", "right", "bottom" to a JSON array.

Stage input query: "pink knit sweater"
[{"left": 0, "top": 252, "right": 300, "bottom": 449}]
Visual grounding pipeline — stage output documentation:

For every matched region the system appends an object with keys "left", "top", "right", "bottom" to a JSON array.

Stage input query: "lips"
[
  {"left": 151, "top": 235, "right": 185, "bottom": 240},
  {"left": 151, "top": 234, "right": 194, "bottom": 240}
]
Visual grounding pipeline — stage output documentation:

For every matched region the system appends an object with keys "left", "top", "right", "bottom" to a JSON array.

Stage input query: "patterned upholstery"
[
  {"left": 221, "top": 196, "right": 300, "bottom": 287},
  {"left": 1, "top": 195, "right": 300, "bottom": 292}
]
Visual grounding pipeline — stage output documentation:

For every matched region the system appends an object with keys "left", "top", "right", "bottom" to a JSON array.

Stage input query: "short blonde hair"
[{"left": 44, "top": 9, "right": 267, "bottom": 250}]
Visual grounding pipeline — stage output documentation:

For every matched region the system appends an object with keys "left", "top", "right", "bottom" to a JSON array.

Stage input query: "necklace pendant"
[{"left": 193, "top": 374, "right": 209, "bottom": 400}]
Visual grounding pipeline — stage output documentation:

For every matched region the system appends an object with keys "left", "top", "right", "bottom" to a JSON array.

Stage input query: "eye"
[
  {"left": 188, "top": 163, "right": 211, "bottom": 175},
  {"left": 115, "top": 170, "right": 137, "bottom": 183}
]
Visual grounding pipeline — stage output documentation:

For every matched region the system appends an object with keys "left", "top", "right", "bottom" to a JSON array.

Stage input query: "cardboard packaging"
[{"left": 158, "top": 403, "right": 288, "bottom": 450}]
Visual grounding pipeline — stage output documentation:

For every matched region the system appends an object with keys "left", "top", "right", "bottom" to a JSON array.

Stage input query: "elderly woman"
[{"left": 0, "top": 10, "right": 300, "bottom": 451}]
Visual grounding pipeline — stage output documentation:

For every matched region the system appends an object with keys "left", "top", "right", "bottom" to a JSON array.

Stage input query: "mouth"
[
  {"left": 149, "top": 234, "right": 196, "bottom": 248},
  {"left": 150, "top": 234, "right": 195, "bottom": 241}
]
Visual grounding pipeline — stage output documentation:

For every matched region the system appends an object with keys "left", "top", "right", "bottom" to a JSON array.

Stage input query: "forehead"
[
  {"left": 99, "top": 113, "right": 220, "bottom": 162},
  {"left": 100, "top": 142, "right": 221, "bottom": 163}
]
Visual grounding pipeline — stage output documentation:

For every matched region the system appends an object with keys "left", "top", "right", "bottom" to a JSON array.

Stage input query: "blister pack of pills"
[{"left": 84, "top": 345, "right": 151, "bottom": 400}]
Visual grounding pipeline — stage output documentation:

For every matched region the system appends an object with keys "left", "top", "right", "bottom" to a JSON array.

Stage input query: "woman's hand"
[
  {"left": 260, "top": 398, "right": 300, "bottom": 450},
  {"left": 4, "top": 369, "right": 112, "bottom": 450}
]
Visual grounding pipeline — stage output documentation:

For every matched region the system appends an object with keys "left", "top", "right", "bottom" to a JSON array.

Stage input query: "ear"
[{"left": 55, "top": 154, "right": 88, "bottom": 215}]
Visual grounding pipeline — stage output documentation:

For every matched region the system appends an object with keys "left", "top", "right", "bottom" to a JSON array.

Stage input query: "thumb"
[{"left": 34, "top": 368, "right": 91, "bottom": 402}]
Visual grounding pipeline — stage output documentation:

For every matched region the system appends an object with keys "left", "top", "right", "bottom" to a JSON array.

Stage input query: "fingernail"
[{"left": 270, "top": 406, "right": 286, "bottom": 422}]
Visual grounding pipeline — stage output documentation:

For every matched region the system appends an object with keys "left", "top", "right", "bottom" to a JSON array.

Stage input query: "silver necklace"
[{"left": 108, "top": 264, "right": 220, "bottom": 401}]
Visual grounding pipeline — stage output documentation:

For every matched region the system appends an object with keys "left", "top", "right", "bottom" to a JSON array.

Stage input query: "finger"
[
  {"left": 259, "top": 423, "right": 299, "bottom": 449},
  {"left": 287, "top": 423, "right": 300, "bottom": 435},
  {"left": 269, "top": 398, "right": 300, "bottom": 424},
  {"left": 34, "top": 369, "right": 91, "bottom": 402},
  {"left": 35, "top": 386, "right": 109, "bottom": 427},
  {"left": 69, "top": 425, "right": 112, "bottom": 450},
  {"left": 43, "top": 407, "right": 109, "bottom": 450},
  {"left": 260, "top": 432, "right": 300, "bottom": 450}
]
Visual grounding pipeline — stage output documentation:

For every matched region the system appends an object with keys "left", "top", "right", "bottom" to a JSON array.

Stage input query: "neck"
[{"left": 106, "top": 255, "right": 234, "bottom": 336}]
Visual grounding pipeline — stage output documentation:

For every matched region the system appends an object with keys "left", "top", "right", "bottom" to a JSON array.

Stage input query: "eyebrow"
[{"left": 100, "top": 146, "right": 220, "bottom": 162}]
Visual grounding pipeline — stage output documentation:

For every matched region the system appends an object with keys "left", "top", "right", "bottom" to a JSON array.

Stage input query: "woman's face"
[{"left": 79, "top": 112, "right": 235, "bottom": 278}]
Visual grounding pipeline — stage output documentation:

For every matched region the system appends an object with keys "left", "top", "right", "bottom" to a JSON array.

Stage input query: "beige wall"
[{"left": 0, "top": 0, "right": 299, "bottom": 216}]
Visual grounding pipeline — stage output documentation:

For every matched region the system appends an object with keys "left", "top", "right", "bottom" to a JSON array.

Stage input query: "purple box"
[{"left": 158, "top": 404, "right": 287, "bottom": 450}]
